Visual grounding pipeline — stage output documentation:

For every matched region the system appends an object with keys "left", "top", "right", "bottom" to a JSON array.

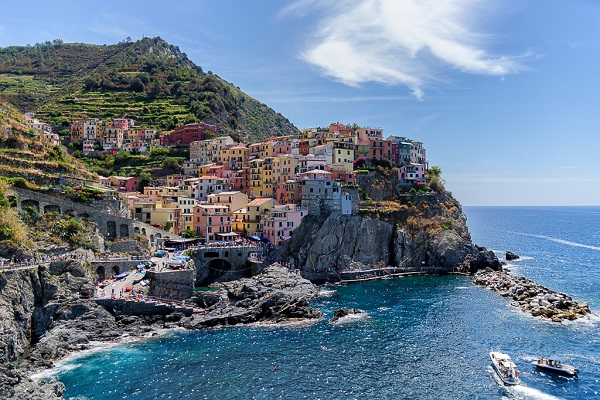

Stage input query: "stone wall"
[
  {"left": 94, "top": 298, "right": 193, "bottom": 317},
  {"left": 147, "top": 270, "right": 195, "bottom": 300},
  {"left": 107, "top": 239, "right": 140, "bottom": 253}
]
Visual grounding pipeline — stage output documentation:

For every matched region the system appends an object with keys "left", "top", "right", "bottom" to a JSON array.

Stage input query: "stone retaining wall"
[{"left": 147, "top": 269, "right": 195, "bottom": 300}]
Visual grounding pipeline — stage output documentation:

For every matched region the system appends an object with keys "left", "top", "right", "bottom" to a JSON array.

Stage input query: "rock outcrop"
[
  {"left": 473, "top": 269, "right": 591, "bottom": 322},
  {"left": 278, "top": 191, "right": 500, "bottom": 281},
  {"left": 0, "top": 262, "right": 323, "bottom": 399},
  {"left": 184, "top": 264, "right": 322, "bottom": 326},
  {"left": 506, "top": 251, "right": 520, "bottom": 261},
  {"left": 329, "top": 308, "right": 366, "bottom": 323}
]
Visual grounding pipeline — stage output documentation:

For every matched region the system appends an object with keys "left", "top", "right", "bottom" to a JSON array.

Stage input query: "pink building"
[
  {"left": 272, "top": 140, "right": 291, "bottom": 156},
  {"left": 193, "top": 204, "right": 233, "bottom": 242},
  {"left": 112, "top": 118, "right": 133, "bottom": 130},
  {"left": 262, "top": 204, "right": 308, "bottom": 246},
  {"left": 356, "top": 127, "right": 383, "bottom": 144},
  {"left": 108, "top": 176, "right": 139, "bottom": 192},
  {"left": 398, "top": 163, "right": 426, "bottom": 185}
]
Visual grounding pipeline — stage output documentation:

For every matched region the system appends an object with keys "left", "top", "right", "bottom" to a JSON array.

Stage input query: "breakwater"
[{"left": 473, "top": 269, "right": 591, "bottom": 322}]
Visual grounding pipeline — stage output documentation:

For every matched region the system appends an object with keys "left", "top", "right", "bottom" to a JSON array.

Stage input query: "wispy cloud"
[
  {"left": 287, "top": 0, "right": 528, "bottom": 99},
  {"left": 445, "top": 173, "right": 600, "bottom": 184}
]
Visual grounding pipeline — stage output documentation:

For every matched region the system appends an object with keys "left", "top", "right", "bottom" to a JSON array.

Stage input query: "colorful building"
[
  {"left": 160, "top": 123, "right": 216, "bottom": 146},
  {"left": 263, "top": 204, "right": 309, "bottom": 246}
]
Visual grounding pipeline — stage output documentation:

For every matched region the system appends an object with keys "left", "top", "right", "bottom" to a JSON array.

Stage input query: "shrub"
[{"left": 50, "top": 217, "right": 83, "bottom": 239}]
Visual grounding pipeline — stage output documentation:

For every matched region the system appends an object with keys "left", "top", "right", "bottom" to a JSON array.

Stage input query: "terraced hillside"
[
  {"left": 0, "top": 37, "right": 299, "bottom": 142},
  {"left": 0, "top": 101, "right": 96, "bottom": 186}
]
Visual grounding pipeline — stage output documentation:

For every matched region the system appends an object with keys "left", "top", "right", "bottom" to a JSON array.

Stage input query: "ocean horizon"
[{"left": 46, "top": 206, "right": 600, "bottom": 399}]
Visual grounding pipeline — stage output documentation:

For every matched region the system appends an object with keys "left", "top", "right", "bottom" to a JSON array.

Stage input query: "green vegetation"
[
  {"left": 0, "top": 37, "right": 299, "bottom": 142},
  {"left": 425, "top": 166, "right": 444, "bottom": 192},
  {"left": 64, "top": 185, "right": 106, "bottom": 203},
  {"left": 182, "top": 227, "right": 198, "bottom": 238},
  {"left": 0, "top": 180, "right": 30, "bottom": 246},
  {"left": 0, "top": 101, "right": 97, "bottom": 186}
]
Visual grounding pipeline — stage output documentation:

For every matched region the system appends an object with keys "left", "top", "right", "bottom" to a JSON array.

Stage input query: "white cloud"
[{"left": 290, "top": 0, "right": 526, "bottom": 99}]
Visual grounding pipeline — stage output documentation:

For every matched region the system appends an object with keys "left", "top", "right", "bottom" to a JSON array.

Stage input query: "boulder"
[
  {"left": 505, "top": 251, "right": 520, "bottom": 261},
  {"left": 329, "top": 308, "right": 366, "bottom": 323}
]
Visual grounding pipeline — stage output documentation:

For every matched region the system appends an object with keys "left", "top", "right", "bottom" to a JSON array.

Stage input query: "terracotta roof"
[{"left": 247, "top": 197, "right": 273, "bottom": 206}]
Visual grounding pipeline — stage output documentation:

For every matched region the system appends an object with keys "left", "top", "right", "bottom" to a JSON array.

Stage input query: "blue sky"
[{"left": 1, "top": 0, "right": 599, "bottom": 206}]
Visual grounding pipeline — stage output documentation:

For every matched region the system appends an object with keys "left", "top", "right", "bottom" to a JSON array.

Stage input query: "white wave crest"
[
  {"left": 509, "top": 384, "right": 563, "bottom": 400},
  {"left": 330, "top": 312, "right": 369, "bottom": 324},
  {"left": 319, "top": 289, "right": 338, "bottom": 297}
]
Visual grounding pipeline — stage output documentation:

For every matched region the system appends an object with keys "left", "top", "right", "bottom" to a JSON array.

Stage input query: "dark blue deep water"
[{"left": 48, "top": 207, "right": 600, "bottom": 399}]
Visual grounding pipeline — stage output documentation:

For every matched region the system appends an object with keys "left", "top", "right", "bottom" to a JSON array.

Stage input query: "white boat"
[
  {"left": 533, "top": 358, "right": 578, "bottom": 377},
  {"left": 490, "top": 351, "right": 521, "bottom": 385}
]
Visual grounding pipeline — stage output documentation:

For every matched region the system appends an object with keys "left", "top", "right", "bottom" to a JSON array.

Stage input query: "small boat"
[
  {"left": 533, "top": 358, "right": 579, "bottom": 377},
  {"left": 490, "top": 351, "right": 521, "bottom": 385}
]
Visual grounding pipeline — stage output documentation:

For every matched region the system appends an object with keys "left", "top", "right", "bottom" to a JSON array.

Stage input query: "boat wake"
[
  {"left": 508, "top": 384, "right": 563, "bottom": 400},
  {"left": 488, "top": 366, "right": 563, "bottom": 400},
  {"left": 512, "top": 232, "right": 600, "bottom": 252}
]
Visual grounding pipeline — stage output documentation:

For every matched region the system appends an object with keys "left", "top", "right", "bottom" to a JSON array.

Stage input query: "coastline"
[{"left": 473, "top": 268, "right": 591, "bottom": 322}]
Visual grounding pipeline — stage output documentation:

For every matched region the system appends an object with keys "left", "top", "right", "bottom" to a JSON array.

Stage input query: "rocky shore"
[
  {"left": 0, "top": 262, "right": 322, "bottom": 399},
  {"left": 473, "top": 268, "right": 591, "bottom": 322}
]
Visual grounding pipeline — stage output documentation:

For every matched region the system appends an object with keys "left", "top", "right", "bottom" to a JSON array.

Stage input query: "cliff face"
[
  {"left": 279, "top": 191, "right": 499, "bottom": 280},
  {"left": 0, "top": 262, "right": 100, "bottom": 399}
]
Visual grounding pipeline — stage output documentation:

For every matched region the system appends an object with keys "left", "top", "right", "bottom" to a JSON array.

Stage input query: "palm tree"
[{"left": 425, "top": 166, "right": 444, "bottom": 192}]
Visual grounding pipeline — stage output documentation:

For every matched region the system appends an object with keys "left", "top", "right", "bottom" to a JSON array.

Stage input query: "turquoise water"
[{"left": 52, "top": 207, "right": 600, "bottom": 399}]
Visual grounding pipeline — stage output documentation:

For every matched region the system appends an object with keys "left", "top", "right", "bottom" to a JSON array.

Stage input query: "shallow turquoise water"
[{"left": 52, "top": 207, "right": 600, "bottom": 399}]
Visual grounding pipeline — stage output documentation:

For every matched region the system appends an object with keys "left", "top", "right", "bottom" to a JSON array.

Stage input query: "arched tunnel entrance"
[
  {"left": 196, "top": 258, "right": 247, "bottom": 286},
  {"left": 96, "top": 266, "right": 105, "bottom": 282}
]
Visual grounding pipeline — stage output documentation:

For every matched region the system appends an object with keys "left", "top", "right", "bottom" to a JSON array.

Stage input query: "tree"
[
  {"left": 425, "top": 166, "right": 444, "bottom": 192},
  {"left": 137, "top": 171, "right": 152, "bottom": 192},
  {"left": 183, "top": 227, "right": 198, "bottom": 238},
  {"left": 161, "top": 157, "right": 181, "bottom": 170},
  {"left": 130, "top": 77, "right": 145, "bottom": 92}
]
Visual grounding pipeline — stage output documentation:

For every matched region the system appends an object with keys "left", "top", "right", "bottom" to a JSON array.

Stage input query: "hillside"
[
  {"left": 0, "top": 37, "right": 299, "bottom": 142},
  {"left": 0, "top": 101, "right": 96, "bottom": 186}
]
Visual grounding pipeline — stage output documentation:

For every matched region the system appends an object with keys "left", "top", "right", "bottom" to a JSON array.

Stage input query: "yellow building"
[
  {"left": 206, "top": 191, "right": 249, "bottom": 214},
  {"left": 249, "top": 159, "right": 264, "bottom": 198},
  {"left": 221, "top": 144, "right": 249, "bottom": 170},
  {"left": 245, "top": 197, "right": 279, "bottom": 237},
  {"left": 261, "top": 157, "right": 274, "bottom": 198}
]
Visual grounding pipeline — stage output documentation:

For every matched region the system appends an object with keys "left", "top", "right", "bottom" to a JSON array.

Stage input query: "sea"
[{"left": 42, "top": 207, "right": 600, "bottom": 399}]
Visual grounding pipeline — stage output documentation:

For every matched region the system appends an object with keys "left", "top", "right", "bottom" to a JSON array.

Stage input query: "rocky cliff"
[
  {"left": 0, "top": 261, "right": 322, "bottom": 399},
  {"left": 278, "top": 190, "right": 499, "bottom": 282},
  {"left": 0, "top": 261, "right": 99, "bottom": 399}
]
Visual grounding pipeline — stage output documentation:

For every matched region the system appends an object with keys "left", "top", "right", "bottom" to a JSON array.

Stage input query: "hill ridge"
[{"left": 0, "top": 36, "right": 298, "bottom": 142}]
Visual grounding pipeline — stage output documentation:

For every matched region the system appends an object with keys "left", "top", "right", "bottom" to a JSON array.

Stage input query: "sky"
[{"left": 1, "top": 0, "right": 599, "bottom": 206}]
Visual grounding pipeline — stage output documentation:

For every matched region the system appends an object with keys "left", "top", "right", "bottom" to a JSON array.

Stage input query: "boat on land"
[
  {"left": 533, "top": 358, "right": 579, "bottom": 377},
  {"left": 490, "top": 351, "right": 521, "bottom": 385}
]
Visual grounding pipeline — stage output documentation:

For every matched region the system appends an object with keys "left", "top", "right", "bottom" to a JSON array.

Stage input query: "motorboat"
[
  {"left": 533, "top": 358, "right": 578, "bottom": 377},
  {"left": 490, "top": 351, "right": 521, "bottom": 385}
]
